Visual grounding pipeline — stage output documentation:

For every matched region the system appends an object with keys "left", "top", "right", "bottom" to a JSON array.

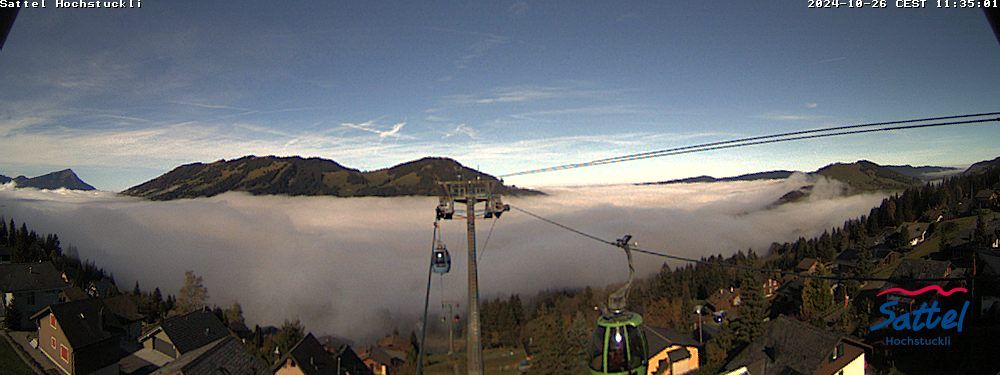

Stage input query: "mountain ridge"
[
  {"left": 122, "top": 155, "right": 540, "bottom": 200},
  {"left": 643, "top": 160, "right": 935, "bottom": 192}
]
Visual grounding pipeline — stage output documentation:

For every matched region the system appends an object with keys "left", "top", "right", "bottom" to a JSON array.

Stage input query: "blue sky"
[{"left": 1, "top": 1, "right": 998, "bottom": 191}]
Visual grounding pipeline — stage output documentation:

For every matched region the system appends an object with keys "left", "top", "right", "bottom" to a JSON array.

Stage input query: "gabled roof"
[
  {"left": 722, "top": 316, "right": 866, "bottom": 375},
  {"left": 272, "top": 333, "right": 338, "bottom": 375},
  {"left": 644, "top": 325, "right": 700, "bottom": 357},
  {"left": 0, "top": 262, "right": 67, "bottom": 292},
  {"left": 150, "top": 336, "right": 268, "bottom": 375},
  {"left": 141, "top": 310, "right": 230, "bottom": 354},
  {"left": 795, "top": 258, "right": 819, "bottom": 271},
  {"left": 30, "top": 298, "right": 115, "bottom": 349}
]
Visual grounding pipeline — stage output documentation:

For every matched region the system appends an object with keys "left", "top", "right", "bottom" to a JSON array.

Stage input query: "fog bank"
[{"left": 0, "top": 174, "right": 885, "bottom": 341}]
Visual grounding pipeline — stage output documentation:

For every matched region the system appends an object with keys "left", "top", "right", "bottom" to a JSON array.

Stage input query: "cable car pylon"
[{"left": 590, "top": 234, "right": 648, "bottom": 375}]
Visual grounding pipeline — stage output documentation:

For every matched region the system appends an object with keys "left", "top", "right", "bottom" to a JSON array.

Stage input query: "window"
[
  {"left": 49, "top": 314, "right": 56, "bottom": 329},
  {"left": 830, "top": 342, "right": 844, "bottom": 361},
  {"left": 60, "top": 344, "right": 69, "bottom": 363},
  {"left": 606, "top": 327, "right": 629, "bottom": 372},
  {"left": 626, "top": 325, "right": 646, "bottom": 369},
  {"left": 50, "top": 337, "right": 56, "bottom": 350},
  {"left": 589, "top": 326, "right": 606, "bottom": 371}
]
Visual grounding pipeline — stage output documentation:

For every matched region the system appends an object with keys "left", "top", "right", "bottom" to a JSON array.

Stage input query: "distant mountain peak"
[{"left": 1, "top": 168, "right": 96, "bottom": 191}]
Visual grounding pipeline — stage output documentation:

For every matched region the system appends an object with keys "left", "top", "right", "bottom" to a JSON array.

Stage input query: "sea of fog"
[{"left": 0, "top": 174, "right": 885, "bottom": 341}]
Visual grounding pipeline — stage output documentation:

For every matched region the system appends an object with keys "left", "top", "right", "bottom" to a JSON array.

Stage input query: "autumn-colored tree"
[{"left": 174, "top": 270, "right": 208, "bottom": 315}]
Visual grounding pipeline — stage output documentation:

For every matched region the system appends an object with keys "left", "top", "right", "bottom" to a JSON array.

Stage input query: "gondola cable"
[
  {"left": 509, "top": 204, "right": 967, "bottom": 283},
  {"left": 478, "top": 213, "right": 500, "bottom": 261},
  {"left": 499, "top": 113, "right": 1000, "bottom": 178}
]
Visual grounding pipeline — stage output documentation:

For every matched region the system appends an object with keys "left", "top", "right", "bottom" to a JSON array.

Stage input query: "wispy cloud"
[
  {"left": 759, "top": 113, "right": 820, "bottom": 121},
  {"left": 442, "top": 124, "right": 477, "bottom": 139},
  {"left": 340, "top": 120, "right": 410, "bottom": 140},
  {"left": 806, "top": 103, "right": 818, "bottom": 109},
  {"left": 170, "top": 101, "right": 253, "bottom": 112},
  {"left": 444, "top": 85, "right": 616, "bottom": 105},
  {"left": 509, "top": 105, "right": 648, "bottom": 122}
]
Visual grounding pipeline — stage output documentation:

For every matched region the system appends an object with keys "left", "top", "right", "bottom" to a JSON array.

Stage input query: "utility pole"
[{"left": 436, "top": 178, "right": 508, "bottom": 375}]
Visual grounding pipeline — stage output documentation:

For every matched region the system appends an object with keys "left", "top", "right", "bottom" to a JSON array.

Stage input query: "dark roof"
[
  {"left": 706, "top": 288, "right": 739, "bottom": 312},
  {"left": 30, "top": 298, "right": 115, "bottom": 349},
  {"left": 101, "top": 294, "right": 145, "bottom": 322},
  {"left": 977, "top": 250, "right": 1000, "bottom": 275},
  {"left": 722, "top": 317, "right": 864, "bottom": 375},
  {"left": 666, "top": 347, "right": 691, "bottom": 362},
  {"left": 364, "top": 346, "right": 396, "bottom": 365},
  {"left": 976, "top": 189, "right": 996, "bottom": 199},
  {"left": 890, "top": 259, "right": 951, "bottom": 280},
  {"left": 643, "top": 325, "right": 700, "bottom": 357},
  {"left": 60, "top": 286, "right": 89, "bottom": 302},
  {"left": 317, "top": 334, "right": 355, "bottom": 351},
  {"left": 272, "top": 333, "right": 338, "bottom": 375},
  {"left": 150, "top": 336, "right": 268, "bottom": 375},
  {"left": 0, "top": 262, "right": 67, "bottom": 292},
  {"left": 795, "top": 258, "right": 819, "bottom": 271},
  {"left": 143, "top": 310, "right": 230, "bottom": 354}
]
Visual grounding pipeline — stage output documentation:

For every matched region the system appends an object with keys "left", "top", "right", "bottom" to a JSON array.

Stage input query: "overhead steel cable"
[
  {"left": 499, "top": 112, "right": 1000, "bottom": 178},
  {"left": 509, "top": 204, "right": 967, "bottom": 283}
]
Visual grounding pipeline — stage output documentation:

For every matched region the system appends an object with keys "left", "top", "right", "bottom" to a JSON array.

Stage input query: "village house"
[
  {"left": 705, "top": 287, "right": 741, "bottom": 322},
  {"left": 30, "top": 298, "right": 123, "bottom": 375},
  {"left": 901, "top": 222, "right": 931, "bottom": 247},
  {"left": 360, "top": 346, "right": 402, "bottom": 375},
  {"left": 795, "top": 258, "right": 821, "bottom": 274},
  {"left": 138, "top": 310, "right": 231, "bottom": 360},
  {"left": 59, "top": 286, "right": 89, "bottom": 303},
  {"left": 643, "top": 326, "right": 700, "bottom": 375},
  {"left": 101, "top": 294, "right": 146, "bottom": 350},
  {"left": 771, "top": 275, "right": 807, "bottom": 318},
  {"left": 975, "top": 249, "right": 1000, "bottom": 320},
  {"left": 86, "top": 277, "right": 119, "bottom": 298},
  {"left": 150, "top": 336, "right": 268, "bottom": 375},
  {"left": 761, "top": 278, "right": 781, "bottom": 299},
  {"left": 975, "top": 189, "right": 998, "bottom": 209},
  {"left": 0, "top": 261, "right": 67, "bottom": 328},
  {"left": 273, "top": 332, "right": 372, "bottom": 375},
  {"left": 720, "top": 316, "right": 869, "bottom": 375},
  {"left": 834, "top": 247, "right": 900, "bottom": 274}
]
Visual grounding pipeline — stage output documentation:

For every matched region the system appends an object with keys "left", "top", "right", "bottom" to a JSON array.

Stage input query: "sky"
[{"left": 1, "top": 2, "right": 999, "bottom": 191}]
